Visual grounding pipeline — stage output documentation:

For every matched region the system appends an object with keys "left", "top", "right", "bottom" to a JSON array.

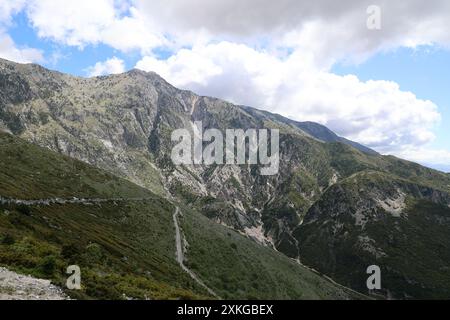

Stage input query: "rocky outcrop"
[{"left": 0, "top": 267, "right": 68, "bottom": 300}]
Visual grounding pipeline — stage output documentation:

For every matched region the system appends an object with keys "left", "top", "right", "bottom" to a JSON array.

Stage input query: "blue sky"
[
  {"left": 8, "top": 11, "right": 136, "bottom": 75},
  {"left": 333, "top": 47, "right": 450, "bottom": 154},
  {"left": 1, "top": 0, "right": 449, "bottom": 171}
]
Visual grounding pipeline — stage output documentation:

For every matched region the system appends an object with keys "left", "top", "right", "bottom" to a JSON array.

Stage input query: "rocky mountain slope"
[
  {"left": 0, "top": 57, "right": 379, "bottom": 251},
  {"left": 296, "top": 171, "right": 450, "bottom": 299},
  {"left": 0, "top": 131, "right": 358, "bottom": 300},
  {"left": 1, "top": 58, "right": 450, "bottom": 298}
]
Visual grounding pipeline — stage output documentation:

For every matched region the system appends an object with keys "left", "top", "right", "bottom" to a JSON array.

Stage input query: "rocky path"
[
  {"left": 172, "top": 207, "right": 219, "bottom": 298},
  {"left": 157, "top": 170, "right": 219, "bottom": 298},
  {"left": 0, "top": 196, "right": 148, "bottom": 206},
  {"left": 0, "top": 267, "right": 68, "bottom": 300}
]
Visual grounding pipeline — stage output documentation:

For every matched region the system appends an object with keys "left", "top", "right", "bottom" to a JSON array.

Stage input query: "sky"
[{"left": 0, "top": 0, "right": 449, "bottom": 171}]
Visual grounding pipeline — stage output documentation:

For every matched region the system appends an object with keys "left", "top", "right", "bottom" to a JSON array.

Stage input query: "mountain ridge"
[
  {"left": 0, "top": 57, "right": 377, "bottom": 155},
  {"left": 2, "top": 57, "right": 450, "bottom": 299}
]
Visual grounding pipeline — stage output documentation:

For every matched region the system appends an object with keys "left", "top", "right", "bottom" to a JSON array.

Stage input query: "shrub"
[
  {"left": 40, "top": 255, "right": 57, "bottom": 276},
  {"left": 61, "top": 243, "right": 82, "bottom": 261},
  {"left": 16, "top": 204, "right": 31, "bottom": 216},
  {"left": 1, "top": 234, "right": 15, "bottom": 245}
]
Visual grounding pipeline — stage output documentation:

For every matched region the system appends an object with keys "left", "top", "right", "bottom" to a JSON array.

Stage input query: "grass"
[{"left": 179, "top": 204, "right": 360, "bottom": 300}]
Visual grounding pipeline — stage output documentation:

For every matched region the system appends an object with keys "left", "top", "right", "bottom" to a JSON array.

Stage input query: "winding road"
[{"left": 172, "top": 207, "right": 219, "bottom": 298}]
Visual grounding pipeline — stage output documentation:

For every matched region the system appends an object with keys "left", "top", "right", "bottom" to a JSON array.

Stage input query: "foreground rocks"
[{"left": 0, "top": 267, "right": 68, "bottom": 300}]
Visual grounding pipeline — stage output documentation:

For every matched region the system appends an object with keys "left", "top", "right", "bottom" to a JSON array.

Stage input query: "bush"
[
  {"left": 1, "top": 234, "right": 15, "bottom": 245},
  {"left": 61, "top": 243, "right": 82, "bottom": 262},
  {"left": 40, "top": 255, "right": 57, "bottom": 276},
  {"left": 16, "top": 204, "right": 31, "bottom": 216}
]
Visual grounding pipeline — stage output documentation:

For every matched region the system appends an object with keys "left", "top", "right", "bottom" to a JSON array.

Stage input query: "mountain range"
[{"left": 1, "top": 57, "right": 450, "bottom": 299}]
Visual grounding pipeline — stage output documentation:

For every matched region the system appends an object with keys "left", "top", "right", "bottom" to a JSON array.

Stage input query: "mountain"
[
  {"left": 428, "top": 164, "right": 450, "bottom": 173},
  {"left": 295, "top": 171, "right": 450, "bottom": 299},
  {"left": 240, "top": 107, "right": 378, "bottom": 155},
  {"left": 0, "top": 131, "right": 358, "bottom": 299},
  {"left": 1, "top": 57, "right": 450, "bottom": 299}
]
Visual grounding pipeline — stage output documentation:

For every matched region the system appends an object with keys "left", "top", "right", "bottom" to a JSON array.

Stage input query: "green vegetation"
[
  {"left": 0, "top": 132, "right": 208, "bottom": 299},
  {"left": 0, "top": 201, "right": 208, "bottom": 299},
  {"left": 296, "top": 171, "right": 450, "bottom": 299},
  {"left": 0, "top": 132, "right": 150, "bottom": 200},
  {"left": 3, "top": 58, "right": 450, "bottom": 300},
  {"left": 0, "top": 132, "right": 359, "bottom": 300},
  {"left": 179, "top": 205, "right": 360, "bottom": 300}
]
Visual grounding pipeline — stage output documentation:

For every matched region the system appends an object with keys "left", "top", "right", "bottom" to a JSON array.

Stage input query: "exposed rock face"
[
  {"left": 1, "top": 58, "right": 376, "bottom": 254},
  {"left": 0, "top": 267, "right": 68, "bottom": 300},
  {"left": 2, "top": 58, "right": 450, "bottom": 298}
]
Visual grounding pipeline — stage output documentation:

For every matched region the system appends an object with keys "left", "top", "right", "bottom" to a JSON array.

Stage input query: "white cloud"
[
  {"left": 13, "top": 0, "right": 450, "bottom": 65},
  {"left": 0, "top": 0, "right": 26, "bottom": 25},
  {"left": 0, "top": 0, "right": 42, "bottom": 63},
  {"left": 86, "top": 57, "right": 125, "bottom": 77},
  {"left": 394, "top": 147, "right": 450, "bottom": 172},
  {"left": 5, "top": 0, "right": 450, "bottom": 62},
  {"left": 20, "top": 0, "right": 450, "bottom": 62},
  {"left": 26, "top": 0, "right": 115, "bottom": 47},
  {"left": 136, "top": 42, "right": 441, "bottom": 153},
  {"left": 0, "top": 32, "right": 43, "bottom": 63},
  {"left": 99, "top": 7, "right": 166, "bottom": 53},
  {"left": 1, "top": 0, "right": 449, "bottom": 166},
  {"left": 24, "top": 0, "right": 165, "bottom": 52},
  {"left": 134, "top": 0, "right": 450, "bottom": 65}
]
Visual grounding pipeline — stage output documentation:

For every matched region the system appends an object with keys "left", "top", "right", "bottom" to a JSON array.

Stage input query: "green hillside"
[
  {"left": 0, "top": 131, "right": 208, "bottom": 299},
  {"left": 179, "top": 205, "right": 362, "bottom": 300},
  {"left": 296, "top": 170, "right": 450, "bottom": 299},
  {"left": 0, "top": 131, "right": 357, "bottom": 299}
]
